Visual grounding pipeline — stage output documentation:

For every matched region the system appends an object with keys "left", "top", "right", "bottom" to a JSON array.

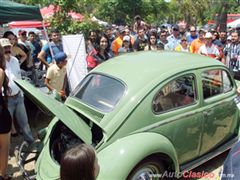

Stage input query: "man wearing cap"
[
  {"left": 198, "top": 32, "right": 220, "bottom": 59},
  {"left": 37, "top": 29, "right": 63, "bottom": 68},
  {"left": 165, "top": 24, "right": 181, "bottom": 51},
  {"left": 0, "top": 38, "right": 34, "bottom": 144},
  {"left": 118, "top": 35, "right": 133, "bottom": 54},
  {"left": 190, "top": 29, "right": 206, "bottom": 54},
  {"left": 111, "top": 26, "right": 126, "bottom": 56},
  {"left": 45, "top": 52, "right": 67, "bottom": 99}
]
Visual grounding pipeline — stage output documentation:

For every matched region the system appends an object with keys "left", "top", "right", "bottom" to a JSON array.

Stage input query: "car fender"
[{"left": 97, "top": 132, "right": 179, "bottom": 180}]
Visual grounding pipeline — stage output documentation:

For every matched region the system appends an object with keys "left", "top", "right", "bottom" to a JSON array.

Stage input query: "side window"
[
  {"left": 201, "top": 69, "right": 232, "bottom": 99},
  {"left": 153, "top": 75, "right": 197, "bottom": 113}
]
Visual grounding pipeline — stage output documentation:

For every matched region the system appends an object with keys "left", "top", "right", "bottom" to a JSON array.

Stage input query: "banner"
[{"left": 62, "top": 34, "right": 87, "bottom": 92}]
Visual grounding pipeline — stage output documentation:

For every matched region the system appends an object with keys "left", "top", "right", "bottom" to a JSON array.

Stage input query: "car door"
[
  {"left": 199, "top": 68, "right": 239, "bottom": 155},
  {"left": 151, "top": 73, "right": 204, "bottom": 164}
]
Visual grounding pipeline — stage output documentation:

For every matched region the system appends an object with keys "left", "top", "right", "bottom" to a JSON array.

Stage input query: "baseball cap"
[
  {"left": 172, "top": 24, "right": 179, "bottom": 30},
  {"left": 227, "top": 36, "right": 232, "bottom": 40},
  {"left": 123, "top": 35, "right": 130, "bottom": 42},
  {"left": 198, "top": 29, "right": 206, "bottom": 34},
  {"left": 18, "top": 30, "right": 27, "bottom": 36},
  {"left": 54, "top": 52, "right": 67, "bottom": 63},
  {"left": 205, "top": 32, "right": 212, "bottom": 39},
  {"left": 118, "top": 26, "right": 125, "bottom": 34},
  {"left": 210, "top": 28, "right": 216, "bottom": 32},
  {"left": 0, "top": 38, "right": 12, "bottom": 47}
]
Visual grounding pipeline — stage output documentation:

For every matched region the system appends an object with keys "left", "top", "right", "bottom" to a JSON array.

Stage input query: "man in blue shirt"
[
  {"left": 186, "top": 26, "right": 198, "bottom": 44},
  {"left": 37, "top": 29, "right": 63, "bottom": 68}
]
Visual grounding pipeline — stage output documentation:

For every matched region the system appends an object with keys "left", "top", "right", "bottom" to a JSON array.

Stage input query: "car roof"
[{"left": 92, "top": 51, "right": 224, "bottom": 89}]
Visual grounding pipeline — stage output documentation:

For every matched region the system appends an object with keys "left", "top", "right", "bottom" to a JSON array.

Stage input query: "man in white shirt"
[
  {"left": 0, "top": 38, "right": 34, "bottom": 144},
  {"left": 165, "top": 24, "right": 181, "bottom": 51},
  {"left": 198, "top": 32, "right": 220, "bottom": 59}
]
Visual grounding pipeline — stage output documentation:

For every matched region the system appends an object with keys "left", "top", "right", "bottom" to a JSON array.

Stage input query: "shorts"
[{"left": 0, "top": 106, "right": 12, "bottom": 134}]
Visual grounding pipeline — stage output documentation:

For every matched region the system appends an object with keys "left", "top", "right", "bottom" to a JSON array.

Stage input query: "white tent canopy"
[{"left": 227, "top": 18, "right": 240, "bottom": 28}]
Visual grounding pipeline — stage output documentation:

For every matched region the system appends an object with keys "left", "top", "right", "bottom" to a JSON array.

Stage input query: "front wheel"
[{"left": 127, "top": 157, "right": 167, "bottom": 180}]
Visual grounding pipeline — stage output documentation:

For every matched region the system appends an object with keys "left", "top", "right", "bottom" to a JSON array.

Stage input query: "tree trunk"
[{"left": 219, "top": 2, "right": 228, "bottom": 32}]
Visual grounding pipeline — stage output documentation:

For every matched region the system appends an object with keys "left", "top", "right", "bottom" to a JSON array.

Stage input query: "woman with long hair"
[
  {"left": 86, "top": 34, "right": 113, "bottom": 71},
  {"left": 0, "top": 44, "right": 12, "bottom": 180},
  {"left": 144, "top": 31, "right": 159, "bottom": 51},
  {"left": 60, "top": 144, "right": 100, "bottom": 180}
]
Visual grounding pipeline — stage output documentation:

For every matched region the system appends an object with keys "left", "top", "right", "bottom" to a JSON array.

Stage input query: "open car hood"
[{"left": 15, "top": 79, "right": 92, "bottom": 144}]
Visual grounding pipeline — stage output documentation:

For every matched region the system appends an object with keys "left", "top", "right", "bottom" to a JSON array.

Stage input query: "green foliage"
[
  {"left": 168, "top": 0, "right": 211, "bottom": 25},
  {"left": 141, "top": 0, "right": 169, "bottom": 25},
  {"left": 95, "top": 0, "right": 143, "bottom": 25},
  {"left": 49, "top": 13, "right": 102, "bottom": 37},
  {"left": 14, "top": 0, "right": 240, "bottom": 34}
]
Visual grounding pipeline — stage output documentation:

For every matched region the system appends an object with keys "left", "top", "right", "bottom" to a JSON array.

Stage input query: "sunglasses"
[
  {"left": 190, "top": 30, "right": 196, "bottom": 32},
  {"left": 173, "top": 29, "right": 179, "bottom": 31},
  {"left": 4, "top": 50, "right": 11, "bottom": 54}
]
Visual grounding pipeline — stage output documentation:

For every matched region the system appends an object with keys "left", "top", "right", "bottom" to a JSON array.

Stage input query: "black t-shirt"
[
  {"left": 133, "top": 37, "right": 148, "bottom": 51},
  {"left": 17, "top": 43, "right": 30, "bottom": 70}
]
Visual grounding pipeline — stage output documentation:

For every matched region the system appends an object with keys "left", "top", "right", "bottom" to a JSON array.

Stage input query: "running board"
[{"left": 180, "top": 136, "right": 238, "bottom": 172}]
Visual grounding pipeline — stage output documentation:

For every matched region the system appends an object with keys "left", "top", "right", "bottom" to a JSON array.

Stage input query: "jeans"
[{"left": 7, "top": 93, "right": 34, "bottom": 143}]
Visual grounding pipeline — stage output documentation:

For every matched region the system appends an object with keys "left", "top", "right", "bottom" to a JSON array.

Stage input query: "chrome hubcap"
[{"left": 131, "top": 164, "right": 159, "bottom": 180}]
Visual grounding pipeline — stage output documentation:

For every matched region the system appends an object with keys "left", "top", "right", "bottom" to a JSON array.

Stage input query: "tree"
[
  {"left": 15, "top": 0, "right": 102, "bottom": 36},
  {"left": 95, "top": 0, "right": 169, "bottom": 26},
  {"left": 95, "top": 0, "right": 144, "bottom": 25},
  {"left": 14, "top": 0, "right": 240, "bottom": 34},
  {"left": 215, "top": 0, "right": 240, "bottom": 31},
  {"left": 141, "top": 0, "right": 169, "bottom": 25},
  {"left": 168, "top": 0, "right": 210, "bottom": 26}
]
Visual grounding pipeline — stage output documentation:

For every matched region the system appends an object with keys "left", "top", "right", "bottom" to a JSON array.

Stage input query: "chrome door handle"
[{"left": 203, "top": 110, "right": 212, "bottom": 118}]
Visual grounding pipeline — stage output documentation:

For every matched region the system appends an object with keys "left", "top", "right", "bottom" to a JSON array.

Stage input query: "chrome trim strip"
[{"left": 180, "top": 136, "right": 238, "bottom": 172}]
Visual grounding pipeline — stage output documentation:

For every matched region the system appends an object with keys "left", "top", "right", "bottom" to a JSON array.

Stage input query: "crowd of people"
[
  {"left": 0, "top": 14, "right": 240, "bottom": 179},
  {"left": 85, "top": 16, "right": 240, "bottom": 79}
]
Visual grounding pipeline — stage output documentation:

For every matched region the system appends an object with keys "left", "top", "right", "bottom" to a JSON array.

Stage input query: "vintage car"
[{"left": 16, "top": 51, "right": 240, "bottom": 180}]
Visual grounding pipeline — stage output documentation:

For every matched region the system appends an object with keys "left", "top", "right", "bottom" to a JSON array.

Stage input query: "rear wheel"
[{"left": 127, "top": 157, "right": 167, "bottom": 180}]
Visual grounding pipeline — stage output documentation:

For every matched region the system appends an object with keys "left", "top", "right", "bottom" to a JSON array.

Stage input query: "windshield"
[{"left": 72, "top": 74, "right": 125, "bottom": 112}]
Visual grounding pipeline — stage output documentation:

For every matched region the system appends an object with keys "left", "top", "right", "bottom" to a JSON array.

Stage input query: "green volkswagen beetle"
[{"left": 16, "top": 51, "right": 240, "bottom": 180}]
